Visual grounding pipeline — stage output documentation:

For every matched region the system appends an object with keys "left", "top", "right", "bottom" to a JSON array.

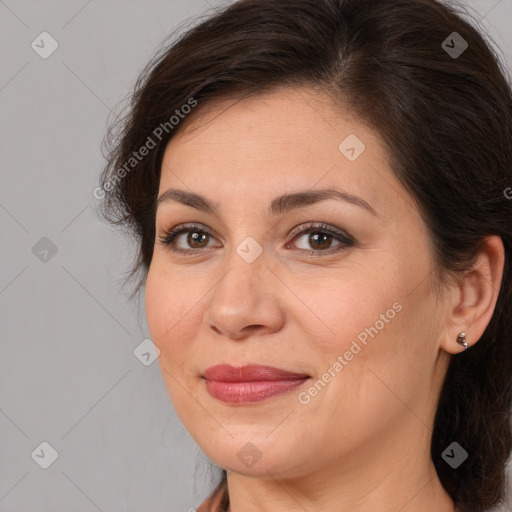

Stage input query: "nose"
[{"left": 202, "top": 245, "right": 285, "bottom": 341}]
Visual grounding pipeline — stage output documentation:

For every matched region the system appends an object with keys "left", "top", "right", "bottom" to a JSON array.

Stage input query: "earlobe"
[{"left": 441, "top": 235, "right": 505, "bottom": 355}]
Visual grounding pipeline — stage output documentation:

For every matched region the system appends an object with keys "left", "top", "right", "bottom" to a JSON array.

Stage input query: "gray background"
[{"left": 1, "top": 1, "right": 511, "bottom": 511}]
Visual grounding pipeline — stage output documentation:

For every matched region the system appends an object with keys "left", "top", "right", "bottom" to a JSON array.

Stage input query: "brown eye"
[
  {"left": 184, "top": 230, "right": 210, "bottom": 249},
  {"left": 157, "top": 224, "right": 219, "bottom": 254},
  {"left": 288, "top": 222, "right": 354, "bottom": 255},
  {"left": 301, "top": 232, "right": 335, "bottom": 251}
]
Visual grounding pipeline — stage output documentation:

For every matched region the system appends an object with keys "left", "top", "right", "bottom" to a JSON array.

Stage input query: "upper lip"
[{"left": 202, "top": 364, "right": 310, "bottom": 382}]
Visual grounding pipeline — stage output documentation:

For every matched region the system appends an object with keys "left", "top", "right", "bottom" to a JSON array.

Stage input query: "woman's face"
[{"left": 145, "top": 87, "right": 452, "bottom": 480}]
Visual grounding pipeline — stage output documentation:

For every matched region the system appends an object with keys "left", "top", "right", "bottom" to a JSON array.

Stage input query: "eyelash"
[{"left": 157, "top": 222, "right": 355, "bottom": 257}]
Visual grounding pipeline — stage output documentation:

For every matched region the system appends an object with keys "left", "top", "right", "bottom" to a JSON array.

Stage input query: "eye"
[
  {"left": 157, "top": 223, "right": 219, "bottom": 255},
  {"left": 157, "top": 222, "right": 354, "bottom": 256},
  {"left": 286, "top": 222, "right": 354, "bottom": 256}
]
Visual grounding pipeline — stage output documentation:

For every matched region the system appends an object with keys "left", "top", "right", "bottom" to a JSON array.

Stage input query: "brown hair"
[{"left": 97, "top": 1, "right": 512, "bottom": 510}]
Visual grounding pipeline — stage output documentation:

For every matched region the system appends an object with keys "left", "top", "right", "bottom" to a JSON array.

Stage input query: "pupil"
[
  {"left": 311, "top": 232, "right": 331, "bottom": 249},
  {"left": 189, "top": 231, "right": 208, "bottom": 247}
]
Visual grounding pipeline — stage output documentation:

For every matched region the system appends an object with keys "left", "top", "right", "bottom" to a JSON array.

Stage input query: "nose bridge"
[
  {"left": 204, "top": 235, "right": 283, "bottom": 337},
  {"left": 217, "top": 234, "right": 268, "bottom": 303},
  {"left": 234, "top": 233, "right": 265, "bottom": 266}
]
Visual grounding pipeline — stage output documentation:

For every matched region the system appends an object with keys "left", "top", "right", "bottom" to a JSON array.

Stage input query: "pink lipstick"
[{"left": 202, "top": 364, "right": 310, "bottom": 404}]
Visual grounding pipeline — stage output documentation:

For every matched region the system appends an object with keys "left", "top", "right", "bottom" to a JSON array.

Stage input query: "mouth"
[{"left": 201, "top": 364, "right": 310, "bottom": 404}]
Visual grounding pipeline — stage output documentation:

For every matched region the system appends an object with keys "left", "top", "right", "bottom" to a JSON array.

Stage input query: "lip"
[
  {"left": 203, "top": 364, "right": 309, "bottom": 382},
  {"left": 202, "top": 364, "right": 310, "bottom": 404}
]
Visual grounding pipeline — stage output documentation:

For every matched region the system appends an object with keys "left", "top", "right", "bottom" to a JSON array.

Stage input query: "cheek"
[
  {"left": 145, "top": 265, "right": 196, "bottom": 359},
  {"left": 144, "top": 265, "right": 206, "bottom": 422},
  {"left": 289, "top": 268, "right": 404, "bottom": 359},
  {"left": 302, "top": 275, "right": 439, "bottom": 432},
  {"left": 289, "top": 267, "right": 422, "bottom": 402}
]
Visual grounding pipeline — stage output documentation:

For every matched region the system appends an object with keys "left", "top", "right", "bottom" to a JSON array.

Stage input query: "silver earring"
[{"left": 456, "top": 332, "right": 468, "bottom": 351}]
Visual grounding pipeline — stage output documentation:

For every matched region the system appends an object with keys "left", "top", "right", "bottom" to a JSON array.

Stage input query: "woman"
[{"left": 98, "top": 0, "right": 512, "bottom": 511}]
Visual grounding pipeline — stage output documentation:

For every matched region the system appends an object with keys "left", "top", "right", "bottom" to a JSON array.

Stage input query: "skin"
[{"left": 144, "top": 86, "right": 505, "bottom": 512}]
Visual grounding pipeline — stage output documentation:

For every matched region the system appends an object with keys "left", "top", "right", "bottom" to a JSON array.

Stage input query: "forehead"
[
  {"left": 165, "top": 87, "right": 381, "bottom": 161},
  {"left": 158, "top": 87, "right": 409, "bottom": 222}
]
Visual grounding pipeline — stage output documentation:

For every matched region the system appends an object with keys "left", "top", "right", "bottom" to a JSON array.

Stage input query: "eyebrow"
[{"left": 156, "top": 187, "right": 378, "bottom": 217}]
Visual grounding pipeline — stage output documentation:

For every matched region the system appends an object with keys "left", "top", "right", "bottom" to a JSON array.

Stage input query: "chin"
[{"left": 201, "top": 435, "right": 307, "bottom": 479}]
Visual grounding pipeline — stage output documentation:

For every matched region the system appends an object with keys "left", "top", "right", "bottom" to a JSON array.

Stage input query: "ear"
[{"left": 440, "top": 235, "right": 505, "bottom": 354}]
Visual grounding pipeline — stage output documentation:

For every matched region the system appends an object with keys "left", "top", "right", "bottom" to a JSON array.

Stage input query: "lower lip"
[{"left": 204, "top": 378, "right": 309, "bottom": 404}]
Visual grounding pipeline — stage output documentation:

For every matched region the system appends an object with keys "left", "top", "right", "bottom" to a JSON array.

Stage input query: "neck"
[{"left": 226, "top": 465, "right": 454, "bottom": 512}]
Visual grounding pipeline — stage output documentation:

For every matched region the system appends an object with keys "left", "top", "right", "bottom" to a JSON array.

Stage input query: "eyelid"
[{"left": 287, "top": 222, "right": 354, "bottom": 244}]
